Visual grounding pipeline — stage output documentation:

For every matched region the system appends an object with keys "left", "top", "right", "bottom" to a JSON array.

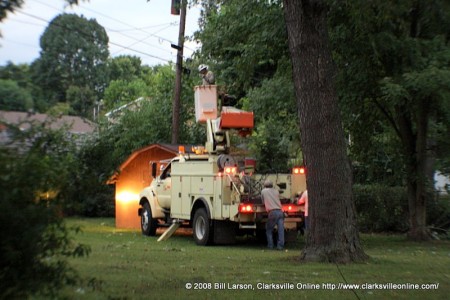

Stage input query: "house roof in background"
[{"left": 0, "top": 111, "right": 97, "bottom": 134}]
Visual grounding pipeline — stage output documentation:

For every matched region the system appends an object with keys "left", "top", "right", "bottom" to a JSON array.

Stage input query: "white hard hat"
[
  {"left": 198, "top": 64, "right": 208, "bottom": 72},
  {"left": 264, "top": 179, "right": 273, "bottom": 188}
]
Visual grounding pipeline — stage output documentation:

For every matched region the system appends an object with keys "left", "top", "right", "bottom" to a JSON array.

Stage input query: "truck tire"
[
  {"left": 193, "top": 208, "right": 213, "bottom": 245},
  {"left": 141, "top": 202, "right": 157, "bottom": 236}
]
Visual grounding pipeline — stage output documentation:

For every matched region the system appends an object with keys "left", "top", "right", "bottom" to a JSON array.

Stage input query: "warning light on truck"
[
  {"left": 224, "top": 166, "right": 237, "bottom": 174},
  {"left": 292, "top": 167, "right": 306, "bottom": 175}
]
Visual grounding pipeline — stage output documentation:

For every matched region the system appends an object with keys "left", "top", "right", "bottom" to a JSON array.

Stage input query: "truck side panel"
[
  {"left": 170, "top": 175, "right": 191, "bottom": 219},
  {"left": 215, "top": 174, "right": 239, "bottom": 221},
  {"left": 171, "top": 159, "right": 217, "bottom": 220}
]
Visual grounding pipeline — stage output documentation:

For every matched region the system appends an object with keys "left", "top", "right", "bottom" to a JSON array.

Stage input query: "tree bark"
[
  {"left": 283, "top": 0, "right": 368, "bottom": 263},
  {"left": 396, "top": 99, "right": 431, "bottom": 241}
]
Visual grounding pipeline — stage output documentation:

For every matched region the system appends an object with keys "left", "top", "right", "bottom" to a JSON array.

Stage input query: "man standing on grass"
[{"left": 261, "top": 180, "right": 284, "bottom": 250}]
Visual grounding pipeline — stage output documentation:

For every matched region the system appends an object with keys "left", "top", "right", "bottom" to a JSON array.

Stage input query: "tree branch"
[{"left": 372, "top": 98, "right": 402, "bottom": 138}]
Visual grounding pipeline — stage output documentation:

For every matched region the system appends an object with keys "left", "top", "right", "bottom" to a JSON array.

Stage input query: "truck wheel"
[
  {"left": 141, "top": 202, "right": 157, "bottom": 236},
  {"left": 193, "top": 208, "right": 213, "bottom": 245}
]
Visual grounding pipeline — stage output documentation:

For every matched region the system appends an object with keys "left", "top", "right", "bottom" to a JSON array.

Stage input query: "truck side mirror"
[{"left": 151, "top": 162, "right": 157, "bottom": 178}]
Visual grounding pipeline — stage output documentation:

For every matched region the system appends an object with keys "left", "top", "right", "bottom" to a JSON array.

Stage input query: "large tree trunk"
[
  {"left": 397, "top": 100, "right": 431, "bottom": 241},
  {"left": 283, "top": 0, "right": 368, "bottom": 263}
]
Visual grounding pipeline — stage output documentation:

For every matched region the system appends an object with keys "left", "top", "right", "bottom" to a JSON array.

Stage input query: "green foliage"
[
  {"left": 0, "top": 62, "right": 32, "bottom": 89},
  {"left": 427, "top": 194, "right": 450, "bottom": 234},
  {"left": 353, "top": 184, "right": 409, "bottom": 232},
  {"left": 103, "top": 79, "right": 150, "bottom": 110},
  {"left": 196, "top": 2, "right": 298, "bottom": 171},
  {"left": 32, "top": 13, "right": 109, "bottom": 113},
  {"left": 0, "top": 0, "right": 24, "bottom": 21},
  {"left": 354, "top": 184, "right": 450, "bottom": 234},
  {"left": 329, "top": 0, "right": 450, "bottom": 183},
  {"left": 0, "top": 79, "right": 33, "bottom": 111},
  {"left": 66, "top": 85, "right": 97, "bottom": 118},
  {"left": 243, "top": 69, "right": 301, "bottom": 172},
  {"left": 0, "top": 122, "right": 90, "bottom": 298},
  {"left": 101, "top": 65, "right": 177, "bottom": 165},
  {"left": 194, "top": 0, "right": 289, "bottom": 97},
  {"left": 46, "top": 102, "right": 72, "bottom": 117},
  {"left": 0, "top": 62, "right": 38, "bottom": 111},
  {"left": 435, "top": 116, "right": 450, "bottom": 175},
  {"left": 62, "top": 136, "right": 115, "bottom": 217},
  {"left": 100, "top": 65, "right": 205, "bottom": 166},
  {"left": 103, "top": 55, "right": 153, "bottom": 110},
  {"left": 243, "top": 62, "right": 295, "bottom": 123},
  {"left": 350, "top": 128, "right": 406, "bottom": 186},
  {"left": 248, "top": 117, "right": 295, "bottom": 172},
  {"left": 109, "top": 55, "right": 144, "bottom": 82}
]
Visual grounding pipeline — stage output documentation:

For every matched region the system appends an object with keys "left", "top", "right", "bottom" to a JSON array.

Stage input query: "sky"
[{"left": 0, "top": 0, "right": 201, "bottom": 66}]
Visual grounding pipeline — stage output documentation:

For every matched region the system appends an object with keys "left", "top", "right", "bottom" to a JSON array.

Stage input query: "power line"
[
  {"left": 111, "top": 24, "right": 174, "bottom": 56},
  {"left": 107, "top": 22, "right": 178, "bottom": 33},
  {"left": 16, "top": 10, "right": 171, "bottom": 63},
  {"left": 1, "top": 38, "right": 39, "bottom": 49},
  {"left": 3, "top": 18, "right": 44, "bottom": 27},
  {"left": 108, "top": 24, "right": 175, "bottom": 56},
  {"left": 30, "top": 0, "right": 63, "bottom": 12},
  {"left": 77, "top": 2, "right": 175, "bottom": 45},
  {"left": 29, "top": 0, "right": 198, "bottom": 59},
  {"left": 11, "top": 0, "right": 198, "bottom": 63},
  {"left": 75, "top": 1, "right": 197, "bottom": 53},
  {"left": 30, "top": 0, "right": 175, "bottom": 55}
]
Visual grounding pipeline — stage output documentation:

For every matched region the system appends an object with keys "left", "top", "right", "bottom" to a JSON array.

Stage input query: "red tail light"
[
  {"left": 239, "top": 204, "right": 256, "bottom": 213},
  {"left": 282, "top": 204, "right": 301, "bottom": 213}
]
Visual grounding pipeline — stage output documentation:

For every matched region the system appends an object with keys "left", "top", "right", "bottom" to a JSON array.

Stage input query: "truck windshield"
[{"left": 160, "top": 163, "right": 171, "bottom": 179}]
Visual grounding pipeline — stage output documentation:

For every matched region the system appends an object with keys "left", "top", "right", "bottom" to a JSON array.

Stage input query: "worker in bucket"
[
  {"left": 261, "top": 179, "right": 284, "bottom": 250},
  {"left": 198, "top": 64, "right": 215, "bottom": 85}
]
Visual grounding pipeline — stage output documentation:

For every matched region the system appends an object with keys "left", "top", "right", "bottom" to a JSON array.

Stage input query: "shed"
[{"left": 110, "top": 144, "right": 187, "bottom": 229}]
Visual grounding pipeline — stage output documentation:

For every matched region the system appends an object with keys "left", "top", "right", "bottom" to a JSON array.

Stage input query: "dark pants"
[{"left": 266, "top": 209, "right": 284, "bottom": 249}]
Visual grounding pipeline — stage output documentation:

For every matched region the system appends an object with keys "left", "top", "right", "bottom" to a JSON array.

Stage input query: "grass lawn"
[{"left": 61, "top": 218, "right": 450, "bottom": 299}]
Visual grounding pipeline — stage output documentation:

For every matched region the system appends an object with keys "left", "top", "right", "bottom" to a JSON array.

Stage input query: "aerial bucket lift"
[{"left": 194, "top": 85, "right": 254, "bottom": 154}]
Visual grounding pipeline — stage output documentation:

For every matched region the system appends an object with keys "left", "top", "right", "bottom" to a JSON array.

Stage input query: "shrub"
[
  {"left": 354, "top": 184, "right": 450, "bottom": 234},
  {"left": 0, "top": 123, "right": 90, "bottom": 298},
  {"left": 427, "top": 194, "right": 450, "bottom": 235},
  {"left": 353, "top": 184, "right": 409, "bottom": 233},
  {"left": 59, "top": 127, "right": 116, "bottom": 217}
]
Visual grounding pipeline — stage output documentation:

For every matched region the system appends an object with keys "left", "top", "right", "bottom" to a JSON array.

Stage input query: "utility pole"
[{"left": 171, "top": 0, "right": 187, "bottom": 144}]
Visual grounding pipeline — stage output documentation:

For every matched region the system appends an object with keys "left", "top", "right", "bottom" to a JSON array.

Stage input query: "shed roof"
[
  {"left": 108, "top": 143, "right": 194, "bottom": 184},
  {"left": 118, "top": 143, "right": 180, "bottom": 171}
]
